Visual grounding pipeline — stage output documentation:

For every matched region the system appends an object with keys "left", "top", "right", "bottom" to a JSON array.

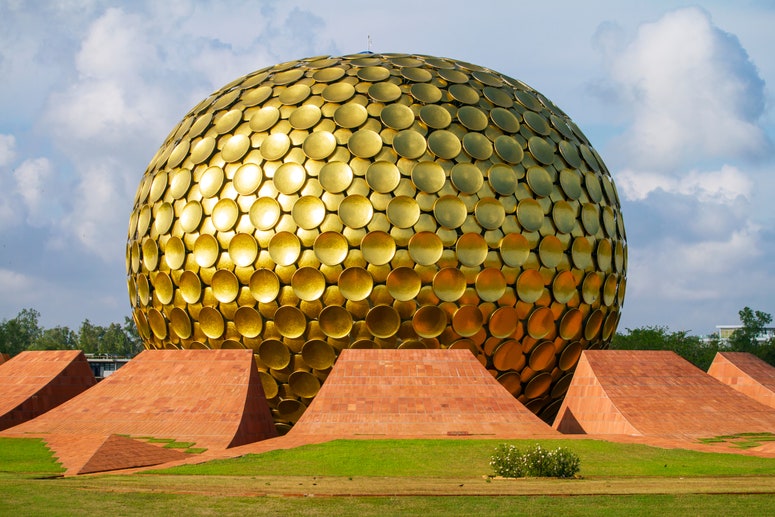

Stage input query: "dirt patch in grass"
[{"left": 66, "top": 474, "right": 775, "bottom": 498}]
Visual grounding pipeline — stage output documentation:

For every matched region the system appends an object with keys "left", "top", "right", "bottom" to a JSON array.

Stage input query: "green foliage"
[
  {"left": 610, "top": 325, "right": 719, "bottom": 370},
  {"left": 29, "top": 326, "right": 78, "bottom": 351},
  {"left": 0, "top": 308, "right": 142, "bottom": 357},
  {"left": 728, "top": 307, "right": 775, "bottom": 365},
  {"left": 0, "top": 308, "right": 42, "bottom": 356},
  {"left": 490, "top": 443, "right": 580, "bottom": 478}
]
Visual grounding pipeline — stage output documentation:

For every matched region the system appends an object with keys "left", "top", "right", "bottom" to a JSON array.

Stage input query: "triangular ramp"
[
  {"left": 3, "top": 350, "right": 277, "bottom": 451},
  {"left": 553, "top": 350, "right": 775, "bottom": 438},
  {"left": 290, "top": 349, "right": 557, "bottom": 438},
  {"left": 39, "top": 433, "right": 190, "bottom": 476},
  {"left": 0, "top": 350, "right": 96, "bottom": 431},
  {"left": 707, "top": 352, "right": 775, "bottom": 409}
]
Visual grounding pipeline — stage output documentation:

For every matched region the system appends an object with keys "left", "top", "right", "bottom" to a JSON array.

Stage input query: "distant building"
[
  {"left": 715, "top": 325, "right": 775, "bottom": 343},
  {"left": 85, "top": 354, "right": 131, "bottom": 380}
]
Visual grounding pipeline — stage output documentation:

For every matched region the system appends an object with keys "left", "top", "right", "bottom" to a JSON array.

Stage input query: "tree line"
[
  {"left": 0, "top": 308, "right": 143, "bottom": 358},
  {"left": 1, "top": 306, "right": 773, "bottom": 370},
  {"left": 610, "top": 307, "right": 775, "bottom": 370}
]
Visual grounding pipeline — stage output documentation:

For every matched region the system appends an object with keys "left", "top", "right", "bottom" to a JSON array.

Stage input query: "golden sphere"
[{"left": 127, "top": 53, "right": 627, "bottom": 428}]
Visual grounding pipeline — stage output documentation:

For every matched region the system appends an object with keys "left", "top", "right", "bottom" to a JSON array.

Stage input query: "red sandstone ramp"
[
  {"left": 0, "top": 350, "right": 96, "bottom": 431},
  {"left": 3, "top": 350, "right": 277, "bottom": 451},
  {"left": 39, "top": 433, "right": 190, "bottom": 475},
  {"left": 707, "top": 352, "right": 775, "bottom": 409},
  {"left": 290, "top": 349, "right": 557, "bottom": 438},
  {"left": 553, "top": 350, "right": 775, "bottom": 438}
]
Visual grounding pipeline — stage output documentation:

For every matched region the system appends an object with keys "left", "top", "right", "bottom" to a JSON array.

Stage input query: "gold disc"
[
  {"left": 292, "top": 267, "right": 326, "bottom": 301},
  {"left": 361, "top": 231, "right": 396, "bottom": 265},
  {"left": 274, "top": 305, "right": 307, "bottom": 338},
  {"left": 234, "top": 306, "right": 263, "bottom": 338},
  {"left": 268, "top": 231, "right": 301, "bottom": 266},
  {"left": 338, "top": 267, "right": 373, "bottom": 301},
  {"left": 250, "top": 269, "right": 280, "bottom": 303},
  {"left": 318, "top": 305, "right": 354, "bottom": 338},
  {"left": 365, "top": 305, "right": 401, "bottom": 338},
  {"left": 412, "top": 305, "right": 447, "bottom": 338},
  {"left": 386, "top": 267, "right": 421, "bottom": 301},
  {"left": 211, "top": 269, "right": 240, "bottom": 303},
  {"left": 314, "top": 231, "right": 349, "bottom": 266},
  {"left": 432, "top": 268, "right": 466, "bottom": 302}
]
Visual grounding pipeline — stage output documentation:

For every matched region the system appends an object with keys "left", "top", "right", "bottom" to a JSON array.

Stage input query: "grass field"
[{"left": 1, "top": 437, "right": 774, "bottom": 516}]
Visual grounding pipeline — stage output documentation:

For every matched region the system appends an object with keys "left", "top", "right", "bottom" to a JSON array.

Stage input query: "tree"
[
  {"left": 728, "top": 307, "right": 772, "bottom": 353},
  {"left": 77, "top": 319, "right": 103, "bottom": 354},
  {"left": 728, "top": 307, "right": 775, "bottom": 365},
  {"left": 0, "top": 308, "right": 42, "bottom": 357},
  {"left": 29, "top": 326, "right": 78, "bottom": 350},
  {"left": 123, "top": 316, "right": 144, "bottom": 356},
  {"left": 610, "top": 325, "right": 719, "bottom": 370}
]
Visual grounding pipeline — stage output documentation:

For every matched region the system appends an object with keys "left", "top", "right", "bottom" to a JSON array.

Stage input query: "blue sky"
[{"left": 0, "top": 0, "right": 773, "bottom": 336}]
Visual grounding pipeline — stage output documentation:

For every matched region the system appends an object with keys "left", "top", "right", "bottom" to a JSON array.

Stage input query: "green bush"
[{"left": 490, "top": 443, "right": 580, "bottom": 478}]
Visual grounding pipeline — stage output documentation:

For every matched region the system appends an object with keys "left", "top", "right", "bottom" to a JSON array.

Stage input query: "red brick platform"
[
  {"left": 0, "top": 350, "right": 96, "bottom": 431},
  {"left": 2, "top": 349, "right": 277, "bottom": 474},
  {"left": 289, "top": 349, "right": 557, "bottom": 438},
  {"left": 553, "top": 350, "right": 775, "bottom": 438},
  {"left": 707, "top": 352, "right": 775, "bottom": 409}
]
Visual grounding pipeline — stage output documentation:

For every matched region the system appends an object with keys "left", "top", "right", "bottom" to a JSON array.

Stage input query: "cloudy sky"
[{"left": 0, "top": 0, "right": 773, "bottom": 336}]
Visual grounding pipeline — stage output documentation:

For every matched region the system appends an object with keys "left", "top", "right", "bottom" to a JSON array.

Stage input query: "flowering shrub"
[{"left": 490, "top": 443, "right": 580, "bottom": 478}]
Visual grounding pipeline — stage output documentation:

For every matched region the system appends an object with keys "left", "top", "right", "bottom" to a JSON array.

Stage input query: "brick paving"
[
  {"left": 553, "top": 350, "right": 775, "bottom": 438},
  {"left": 0, "top": 350, "right": 96, "bottom": 431},
  {"left": 707, "top": 352, "right": 775, "bottom": 409}
]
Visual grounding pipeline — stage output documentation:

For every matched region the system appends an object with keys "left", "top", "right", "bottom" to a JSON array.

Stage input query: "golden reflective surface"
[{"left": 128, "top": 53, "right": 627, "bottom": 430}]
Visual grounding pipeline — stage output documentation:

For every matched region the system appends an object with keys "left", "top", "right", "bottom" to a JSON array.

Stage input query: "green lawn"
[{"left": 1, "top": 437, "right": 774, "bottom": 516}]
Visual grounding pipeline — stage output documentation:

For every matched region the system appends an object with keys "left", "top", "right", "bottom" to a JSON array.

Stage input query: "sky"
[{"left": 0, "top": 0, "right": 773, "bottom": 336}]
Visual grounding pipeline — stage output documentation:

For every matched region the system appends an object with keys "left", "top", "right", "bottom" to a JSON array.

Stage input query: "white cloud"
[
  {"left": 616, "top": 164, "right": 752, "bottom": 203},
  {"left": 0, "top": 134, "right": 16, "bottom": 167},
  {"left": 627, "top": 222, "right": 762, "bottom": 301},
  {"left": 603, "top": 6, "right": 768, "bottom": 170},
  {"left": 54, "top": 160, "right": 130, "bottom": 262},
  {"left": 13, "top": 157, "right": 55, "bottom": 226}
]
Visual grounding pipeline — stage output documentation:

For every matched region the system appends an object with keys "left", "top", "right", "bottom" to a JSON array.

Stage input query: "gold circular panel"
[
  {"left": 361, "top": 231, "right": 396, "bottom": 265},
  {"left": 250, "top": 269, "right": 280, "bottom": 303},
  {"left": 338, "top": 267, "right": 373, "bottom": 301},
  {"left": 314, "top": 231, "right": 349, "bottom": 265},
  {"left": 302, "top": 339, "right": 336, "bottom": 370},
  {"left": 211, "top": 269, "right": 240, "bottom": 303},
  {"left": 292, "top": 267, "right": 326, "bottom": 301},
  {"left": 319, "top": 161, "right": 353, "bottom": 193},
  {"left": 366, "top": 305, "right": 401, "bottom": 338},
  {"left": 274, "top": 305, "right": 307, "bottom": 338},
  {"left": 318, "top": 305, "right": 353, "bottom": 338},
  {"left": 386, "top": 196, "right": 420, "bottom": 228},
  {"left": 293, "top": 196, "right": 326, "bottom": 229},
  {"left": 234, "top": 306, "right": 262, "bottom": 338},
  {"left": 250, "top": 197, "right": 282, "bottom": 230},
  {"left": 339, "top": 195, "right": 373, "bottom": 228},
  {"left": 386, "top": 267, "right": 421, "bottom": 301},
  {"left": 456, "top": 233, "right": 488, "bottom": 267}
]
